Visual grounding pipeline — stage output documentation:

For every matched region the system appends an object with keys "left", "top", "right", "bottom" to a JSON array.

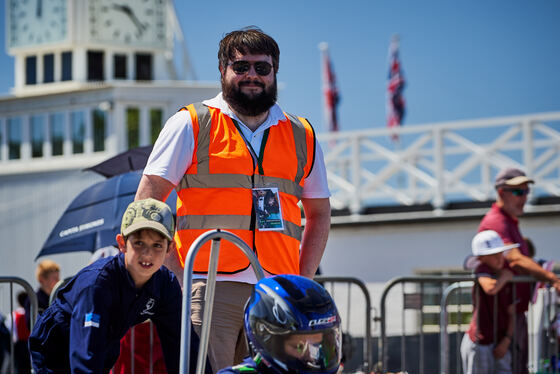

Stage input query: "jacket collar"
[{"left": 116, "top": 253, "right": 159, "bottom": 296}]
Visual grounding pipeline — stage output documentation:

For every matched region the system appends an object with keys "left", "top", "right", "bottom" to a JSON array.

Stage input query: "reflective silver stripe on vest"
[
  {"left": 253, "top": 175, "right": 303, "bottom": 198},
  {"left": 284, "top": 220, "right": 303, "bottom": 241},
  {"left": 193, "top": 102, "right": 212, "bottom": 175},
  {"left": 285, "top": 113, "right": 309, "bottom": 185},
  {"left": 178, "top": 174, "right": 253, "bottom": 189},
  {"left": 178, "top": 172, "right": 303, "bottom": 198},
  {"left": 177, "top": 215, "right": 303, "bottom": 241},
  {"left": 177, "top": 214, "right": 251, "bottom": 230}
]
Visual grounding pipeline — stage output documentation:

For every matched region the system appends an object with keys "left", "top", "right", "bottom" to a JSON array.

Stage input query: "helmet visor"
[{"left": 264, "top": 327, "right": 341, "bottom": 373}]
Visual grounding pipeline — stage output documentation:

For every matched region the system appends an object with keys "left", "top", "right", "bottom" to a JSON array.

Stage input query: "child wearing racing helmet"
[{"left": 218, "top": 274, "right": 342, "bottom": 374}]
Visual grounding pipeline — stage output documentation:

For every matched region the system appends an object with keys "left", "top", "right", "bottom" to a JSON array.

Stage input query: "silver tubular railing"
[
  {"left": 378, "top": 275, "right": 476, "bottom": 374},
  {"left": 0, "top": 276, "right": 37, "bottom": 374},
  {"left": 179, "top": 229, "right": 265, "bottom": 374},
  {"left": 437, "top": 276, "right": 538, "bottom": 374},
  {"left": 439, "top": 281, "right": 473, "bottom": 374},
  {"left": 314, "top": 276, "right": 373, "bottom": 374}
]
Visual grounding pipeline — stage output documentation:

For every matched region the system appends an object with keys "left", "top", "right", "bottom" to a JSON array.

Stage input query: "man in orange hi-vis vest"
[{"left": 135, "top": 27, "right": 331, "bottom": 373}]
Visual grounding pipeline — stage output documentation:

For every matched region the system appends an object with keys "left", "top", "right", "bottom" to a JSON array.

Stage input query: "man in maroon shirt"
[{"left": 478, "top": 167, "right": 560, "bottom": 374}]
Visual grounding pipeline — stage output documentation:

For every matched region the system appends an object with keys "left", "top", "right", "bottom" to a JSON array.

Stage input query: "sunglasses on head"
[
  {"left": 228, "top": 60, "right": 273, "bottom": 76},
  {"left": 505, "top": 188, "right": 530, "bottom": 196}
]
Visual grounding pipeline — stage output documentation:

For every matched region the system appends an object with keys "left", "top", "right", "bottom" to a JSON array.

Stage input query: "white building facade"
[{"left": 0, "top": 0, "right": 219, "bottom": 298}]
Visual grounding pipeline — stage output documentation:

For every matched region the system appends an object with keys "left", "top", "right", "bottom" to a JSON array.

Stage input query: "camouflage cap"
[{"left": 121, "top": 198, "right": 175, "bottom": 241}]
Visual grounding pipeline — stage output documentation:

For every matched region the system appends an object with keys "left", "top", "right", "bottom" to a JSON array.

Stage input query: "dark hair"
[
  {"left": 17, "top": 291, "right": 28, "bottom": 308},
  {"left": 123, "top": 229, "right": 169, "bottom": 243},
  {"left": 218, "top": 26, "right": 280, "bottom": 74}
]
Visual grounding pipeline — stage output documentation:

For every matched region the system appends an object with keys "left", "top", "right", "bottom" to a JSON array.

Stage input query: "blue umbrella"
[
  {"left": 82, "top": 145, "right": 153, "bottom": 178},
  {"left": 36, "top": 170, "right": 177, "bottom": 259}
]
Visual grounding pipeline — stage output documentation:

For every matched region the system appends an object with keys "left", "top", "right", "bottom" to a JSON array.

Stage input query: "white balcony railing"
[{"left": 318, "top": 111, "right": 560, "bottom": 216}]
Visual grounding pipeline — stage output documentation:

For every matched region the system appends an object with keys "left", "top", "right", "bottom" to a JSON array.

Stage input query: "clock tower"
[
  {"left": 0, "top": 0, "right": 218, "bottom": 288},
  {"left": 6, "top": 0, "right": 185, "bottom": 95}
]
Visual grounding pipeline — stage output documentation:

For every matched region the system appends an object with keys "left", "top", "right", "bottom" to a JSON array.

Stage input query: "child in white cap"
[{"left": 461, "top": 230, "right": 517, "bottom": 374}]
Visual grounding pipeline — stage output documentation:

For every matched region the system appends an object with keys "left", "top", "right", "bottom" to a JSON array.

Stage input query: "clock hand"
[
  {"left": 129, "top": 13, "right": 147, "bottom": 34},
  {"left": 112, "top": 4, "right": 147, "bottom": 35}
]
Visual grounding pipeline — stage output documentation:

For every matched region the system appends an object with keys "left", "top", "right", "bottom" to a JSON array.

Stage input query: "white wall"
[
  {"left": 320, "top": 214, "right": 560, "bottom": 337},
  {"left": 321, "top": 214, "right": 560, "bottom": 283}
]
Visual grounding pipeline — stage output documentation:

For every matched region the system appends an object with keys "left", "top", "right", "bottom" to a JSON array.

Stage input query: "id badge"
[{"left": 252, "top": 187, "right": 284, "bottom": 231}]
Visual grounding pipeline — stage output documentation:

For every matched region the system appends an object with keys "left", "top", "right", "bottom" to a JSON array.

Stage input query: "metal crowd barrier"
[
  {"left": 179, "top": 229, "right": 265, "bottom": 374},
  {"left": 378, "top": 275, "right": 558, "bottom": 374},
  {"left": 314, "top": 276, "right": 373, "bottom": 374},
  {"left": 439, "top": 281, "right": 473, "bottom": 374},
  {"left": 0, "top": 276, "right": 37, "bottom": 374},
  {"left": 117, "top": 320, "right": 160, "bottom": 373},
  {"left": 440, "top": 278, "right": 559, "bottom": 374},
  {"left": 379, "top": 275, "right": 474, "bottom": 374}
]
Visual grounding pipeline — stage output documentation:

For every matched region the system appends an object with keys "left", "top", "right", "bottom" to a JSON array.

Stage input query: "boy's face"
[
  {"left": 116, "top": 229, "right": 174, "bottom": 288},
  {"left": 478, "top": 252, "right": 505, "bottom": 271}
]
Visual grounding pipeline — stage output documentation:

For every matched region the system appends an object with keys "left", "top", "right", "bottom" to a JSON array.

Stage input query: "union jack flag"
[
  {"left": 387, "top": 35, "right": 406, "bottom": 140},
  {"left": 320, "top": 42, "right": 340, "bottom": 132}
]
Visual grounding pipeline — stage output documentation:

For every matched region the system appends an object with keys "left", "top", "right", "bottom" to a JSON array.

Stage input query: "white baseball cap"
[{"left": 463, "top": 230, "right": 519, "bottom": 269}]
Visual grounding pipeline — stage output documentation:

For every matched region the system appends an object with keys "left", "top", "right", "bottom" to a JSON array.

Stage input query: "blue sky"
[{"left": 1, "top": 1, "right": 560, "bottom": 134}]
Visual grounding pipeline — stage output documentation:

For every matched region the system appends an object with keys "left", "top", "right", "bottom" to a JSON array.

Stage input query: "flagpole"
[
  {"left": 318, "top": 41, "right": 330, "bottom": 135},
  {"left": 386, "top": 34, "right": 406, "bottom": 189},
  {"left": 319, "top": 41, "right": 340, "bottom": 149}
]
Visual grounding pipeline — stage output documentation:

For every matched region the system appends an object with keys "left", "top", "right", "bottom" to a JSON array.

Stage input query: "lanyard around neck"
[{"left": 232, "top": 119, "right": 270, "bottom": 175}]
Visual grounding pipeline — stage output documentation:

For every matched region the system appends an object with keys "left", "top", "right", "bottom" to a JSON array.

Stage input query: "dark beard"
[{"left": 222, "top": 77, "right": 277, "bottom": 117}]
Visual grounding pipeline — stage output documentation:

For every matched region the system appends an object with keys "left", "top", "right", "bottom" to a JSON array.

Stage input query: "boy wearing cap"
[
  {"left": 461, "top": 230, "right": 516, "bottom": 374},
  {"left": 28, "top": 198, "right": 193, "bottom": 374},
  {"left": 479, "top": 167, "right": 560, "bottom": 374}
]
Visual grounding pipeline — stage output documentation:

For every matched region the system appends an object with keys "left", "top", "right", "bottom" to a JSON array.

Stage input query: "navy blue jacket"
[{"left": 29, "top": 253, "right": 183, "bottom": 374}]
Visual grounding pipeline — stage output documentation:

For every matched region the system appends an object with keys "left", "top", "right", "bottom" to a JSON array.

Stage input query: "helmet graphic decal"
[{"left": 260, "top": 284, "right": 293, "bottom": 326}]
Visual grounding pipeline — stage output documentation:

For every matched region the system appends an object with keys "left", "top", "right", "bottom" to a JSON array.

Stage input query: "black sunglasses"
[
  {"left": 228, "top": 60, "right": 273, "bottom": 76},
  {"left": 505, "top": 188, "right": 530, "bottom": 196}
]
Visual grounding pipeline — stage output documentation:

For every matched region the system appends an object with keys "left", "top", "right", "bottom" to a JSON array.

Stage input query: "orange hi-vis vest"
[{"left": 175, "top": 102, "right": 316, "bottom": 275}]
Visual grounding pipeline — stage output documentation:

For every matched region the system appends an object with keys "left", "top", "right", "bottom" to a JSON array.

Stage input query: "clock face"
[
  {"left": 8, "top": 0, "right": 68, "bottom": 48},
  {"left": 89, "top": 0, "right": 167, "bottom": 47}
]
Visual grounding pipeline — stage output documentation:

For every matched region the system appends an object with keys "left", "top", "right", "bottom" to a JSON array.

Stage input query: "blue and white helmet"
[{"left": 245, "top": 275, "right": 342, "bottom": 374}]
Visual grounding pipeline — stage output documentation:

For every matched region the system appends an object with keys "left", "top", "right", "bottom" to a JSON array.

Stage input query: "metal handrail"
[
  {"left": 314, "top": 276, "right": 373, "bottom": 374},
  {"left": 0, "top": 276, "right": 37, "bottom": 329},
  {"left": 439, "top": 281, "right": 473, "bottom": 374},
  {"left": 378, "top": 275, "right": 477, "bottom": 374},
  {"left": 437, "top": 276, "right": 538, "bottom": 374},
  {"left": 178, "top": 229, "right": 265, "bottom": 374},
  {"left": 0, "top": 276, "right": 37, "bottom": 374},
  {"left": 318, "top": 111, "right": 560, "bottom": 215},
  {"left": 379, "top": 275, "right": 539, "bottom": 374}
]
